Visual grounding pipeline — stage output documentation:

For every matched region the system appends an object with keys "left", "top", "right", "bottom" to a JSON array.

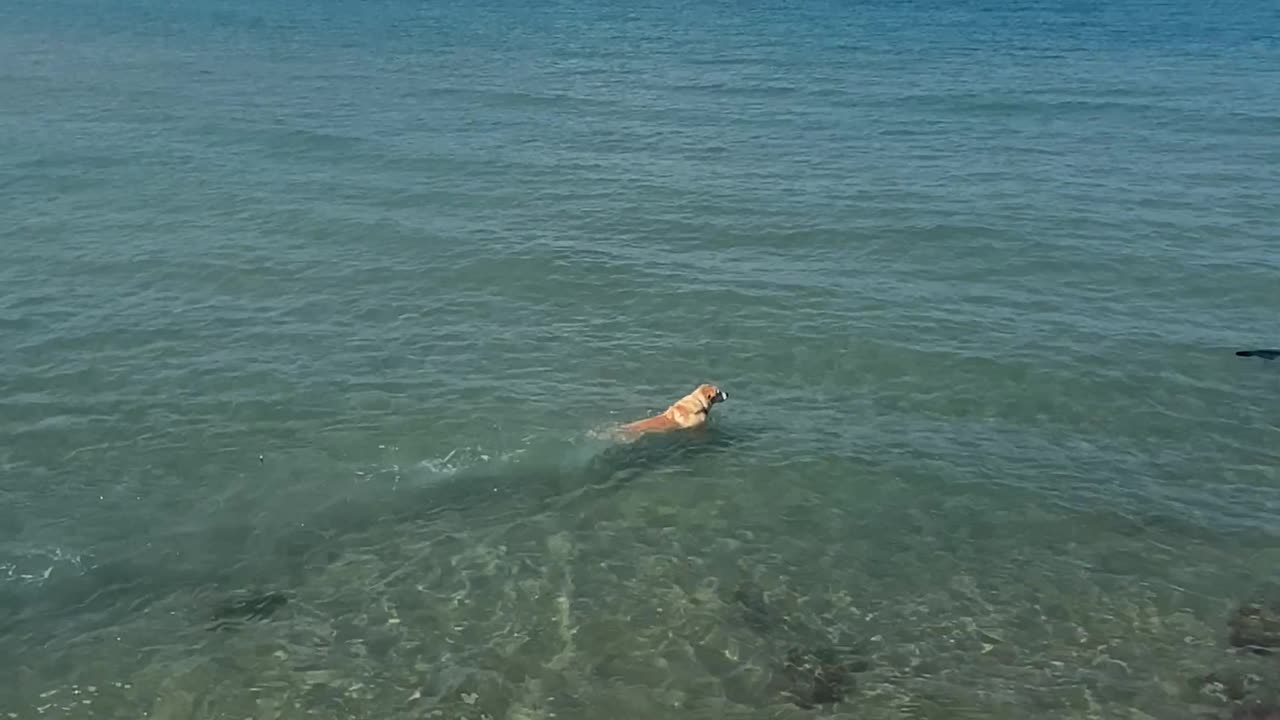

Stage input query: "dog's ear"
[{"left": 691, "top": 388, "right": 705, "bottom": 405}]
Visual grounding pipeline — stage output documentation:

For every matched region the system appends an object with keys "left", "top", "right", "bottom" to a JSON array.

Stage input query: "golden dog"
[{"left": 619, "top": 383, "right": 728, "bottom": 436}]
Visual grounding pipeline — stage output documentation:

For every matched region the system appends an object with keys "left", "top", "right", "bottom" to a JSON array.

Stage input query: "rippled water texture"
[{"left": 2, "top": 0, "right": 1279, "bottom": 717}]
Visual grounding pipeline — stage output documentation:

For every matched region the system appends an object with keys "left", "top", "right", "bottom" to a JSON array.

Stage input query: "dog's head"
[
  {"left": 671, "top": 383, "right": 728, "bottom": 416},
  {"left": 696, "top": 383, "right": 728, "bottom": 408}
]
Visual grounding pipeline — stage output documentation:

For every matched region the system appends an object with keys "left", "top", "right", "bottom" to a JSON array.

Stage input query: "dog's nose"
[{"left": 715, "top": 390, "right": 728, "bottom": 402}]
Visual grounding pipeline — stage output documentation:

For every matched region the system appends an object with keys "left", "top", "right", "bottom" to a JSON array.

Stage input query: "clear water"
[{"left": 2, "top": 0, "right": 1279, "bottom": 717}]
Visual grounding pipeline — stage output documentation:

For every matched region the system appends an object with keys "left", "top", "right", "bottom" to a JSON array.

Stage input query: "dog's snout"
[{"left": 715, "top": 390, "right": 728, "bottom": 402}]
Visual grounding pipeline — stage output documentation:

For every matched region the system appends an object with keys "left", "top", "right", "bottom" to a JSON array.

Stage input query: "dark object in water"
[
  {"left": 1192, "top": 670, "right": 1256, "bottom": 703},
  {"left": 208, "top": 591, "right": 289, "bottom": 630},
  {"left": 724, "top": 579, "right": 872, "bottom": 707},
  {"left": 1228, "top": 603, "right": 1280, "bottom": 654},
  {"left": 780, "top": 646, "right": 864, "bottom": 709},
  {"left": 731, "top": 581, "right": 781, "bottom": 633},
  {"left": 1236, "top": 350, "right": 1280, "bottom": 360},
  {"left": 1234, "top": 703, "right": 1280, "bottom": 720}
]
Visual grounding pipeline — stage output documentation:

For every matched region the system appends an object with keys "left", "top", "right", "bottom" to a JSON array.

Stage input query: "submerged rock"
[
  {"left": 1188, "top": 667, "right": 1280, "bottom": 720},
  {"left": 208, "top": 591, "right": 289, "bottom": 630},
  {"left": 723, "top": 577, "right": 874, "bottom": 708},
  {"left": 779, "top": 645, "right": 867, "bottom": 709},
  {"left": 1228, "top": 603, "right": 1280, "bottom": 654},
  {"left": 1192, "top": 670, "right": 1260, "bottom": 702},
  {"left": 731, "top": 581, "right": 781, "bottom": 633},
  {"left": 1233, "top": 703, "right": 1280, "bottom": 720}
]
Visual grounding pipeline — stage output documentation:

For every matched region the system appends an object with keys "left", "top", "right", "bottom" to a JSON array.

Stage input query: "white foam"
[{"left": 0, "top": 545, "right": 86, "bottom": 587}]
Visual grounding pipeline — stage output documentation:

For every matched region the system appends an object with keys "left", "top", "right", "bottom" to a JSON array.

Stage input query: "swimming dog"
[{"left": 619, "top": 384, "right": 728, "bottom": 436}]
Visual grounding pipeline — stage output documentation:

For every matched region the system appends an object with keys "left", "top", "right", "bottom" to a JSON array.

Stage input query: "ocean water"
[{"left": 2, "top": 0, "right": 1279, "bottom": 717}]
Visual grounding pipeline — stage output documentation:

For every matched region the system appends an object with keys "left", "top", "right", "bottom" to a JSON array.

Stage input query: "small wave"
[{"left": 414, "top": 446, "right": 503, "bottom": 475}]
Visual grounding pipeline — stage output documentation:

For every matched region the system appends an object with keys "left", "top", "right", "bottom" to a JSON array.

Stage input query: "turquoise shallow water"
[{"left": 2, "top": 0, "right": 1280, "bottom": 717}]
